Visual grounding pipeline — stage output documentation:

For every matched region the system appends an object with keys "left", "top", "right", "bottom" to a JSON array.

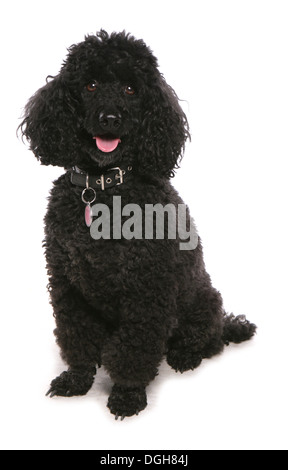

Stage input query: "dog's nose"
[{"left": 99, "top": 112, "right": 122, "bottom": 132}]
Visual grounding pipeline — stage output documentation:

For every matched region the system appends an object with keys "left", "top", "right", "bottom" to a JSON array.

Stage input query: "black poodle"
[{"left": 20, "top": 30, "right": 256, "bottom": 418}]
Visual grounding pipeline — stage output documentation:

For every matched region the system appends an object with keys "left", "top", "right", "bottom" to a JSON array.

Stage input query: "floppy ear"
[
  {"left": 20, "top": 76, "right": 80, "bottom": 167},
  {"left": 136, "top": 76, "right": 190, "bottom": 178}
]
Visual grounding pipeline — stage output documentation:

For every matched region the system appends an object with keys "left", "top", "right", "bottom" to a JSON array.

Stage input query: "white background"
[{"left": 1, "top": 0, "right": 287, "bottom": 450}]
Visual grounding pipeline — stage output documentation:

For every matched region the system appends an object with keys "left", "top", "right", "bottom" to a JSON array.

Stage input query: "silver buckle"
[
  {"left": 95, "top": 167, "right": 125, "bottom": 190},
  {"left": 110, "top": 167, "right": 124, "bottom": 186}
]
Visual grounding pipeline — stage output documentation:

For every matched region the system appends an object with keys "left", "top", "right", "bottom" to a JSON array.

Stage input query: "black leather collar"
[{"left": 70, "top": 165, "right": 133, "bottom": 191}]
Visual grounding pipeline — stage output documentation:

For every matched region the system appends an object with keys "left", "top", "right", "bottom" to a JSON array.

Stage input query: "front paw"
[
  {"left": 107, "top": 384, "right": 147, "bottom": 419},
  {"left": 46, "top": 367, "right": 96, "bottom": 398}
]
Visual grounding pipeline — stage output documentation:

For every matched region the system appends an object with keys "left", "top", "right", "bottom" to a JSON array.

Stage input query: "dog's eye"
[
  {"left": 124, "top": 86, "right": 136, "bottom": 96},
  {"left": 86, "top": 80, "right": 98, "bottom": 92}
]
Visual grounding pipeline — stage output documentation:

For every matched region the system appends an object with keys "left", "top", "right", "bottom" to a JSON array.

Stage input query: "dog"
[{"left": 20, "top": 30, "right": 256, "bottom": 418}]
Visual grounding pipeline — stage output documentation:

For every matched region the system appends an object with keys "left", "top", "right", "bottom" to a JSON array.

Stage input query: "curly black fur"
[{"left": 20, "top": 30, "right": 256, "bottom": 418}]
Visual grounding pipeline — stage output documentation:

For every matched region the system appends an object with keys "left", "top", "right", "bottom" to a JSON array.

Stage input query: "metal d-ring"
[
  {"left": 81, "top": 174, "right": 96, "bottom": 204},
  {"left": 81, "top": 187, "right": 96, "bottom": 204}
]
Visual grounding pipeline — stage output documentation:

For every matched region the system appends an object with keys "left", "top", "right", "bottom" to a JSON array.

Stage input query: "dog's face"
[
  {"left": 81, "top": 79, "right": 139, "bottom": 168},
  {"left": 21, "top": 31, "right": 189, "bottom": 177},
  {"left": 76, "top": 43, "right": 144, "bottom": 169}
]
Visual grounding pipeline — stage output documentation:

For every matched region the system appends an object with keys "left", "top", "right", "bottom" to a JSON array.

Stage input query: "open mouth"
[{"left": 93, "top": 135, "right": 121, "bottom": 153}]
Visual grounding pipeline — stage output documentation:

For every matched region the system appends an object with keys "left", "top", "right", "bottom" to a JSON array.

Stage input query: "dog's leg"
[
  {"left": 167, "top": 285, "right": 256, "bottom": 373},
  {"left": 46, "top": 274, "right": 107, "bottom": 398},
  {"left": 166, "top": 286, "right": 225, "bottom": 373},
  {"left": 102, "top": 291, "right": 176, "bottom": 418},
  {"left": 103, "top": 319, "right": 164, "bottom": 418}
]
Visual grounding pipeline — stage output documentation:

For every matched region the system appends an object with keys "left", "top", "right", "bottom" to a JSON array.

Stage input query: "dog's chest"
[
  {"left": 45, "top": 175, "right": 182, "bottom": 309},
  {"left": 45, "top": 183, "right": 147, "bottom": 302}
]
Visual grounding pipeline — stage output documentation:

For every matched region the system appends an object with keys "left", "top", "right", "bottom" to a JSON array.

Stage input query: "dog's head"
[{"left": 20, "top": 30, "right": 190, "bottom": 178}]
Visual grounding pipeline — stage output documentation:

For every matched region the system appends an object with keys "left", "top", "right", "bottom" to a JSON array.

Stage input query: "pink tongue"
[{"left": 94, "top": 136, "right": 121, "bottom": 153}]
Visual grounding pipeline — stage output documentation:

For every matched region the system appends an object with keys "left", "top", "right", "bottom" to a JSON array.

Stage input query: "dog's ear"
[
  {"left": 136, "top": 76, "right": 190, "bottom": 178},
  {"left": 20, "top": 76, "right": 80, "bottom": 167}
]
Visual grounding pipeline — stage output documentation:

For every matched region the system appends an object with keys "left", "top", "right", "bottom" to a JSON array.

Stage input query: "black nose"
[{"left": 99, "top": 112, "right": 122, "bottom": 132}]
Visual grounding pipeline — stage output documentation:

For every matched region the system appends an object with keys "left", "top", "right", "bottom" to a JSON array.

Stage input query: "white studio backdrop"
[{"left": 0, "top": 0, "right": 287, "bottom": 450}]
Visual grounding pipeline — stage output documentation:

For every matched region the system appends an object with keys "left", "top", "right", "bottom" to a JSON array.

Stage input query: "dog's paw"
[
  {"left": 46, "top": 368, "right": 96, "bottom": 398},
  {"left": 166, "top": 347, "right": 202, "bottom": 373},
  {"left": 107, "top": 384, "right": 147, "bottom": 420}
]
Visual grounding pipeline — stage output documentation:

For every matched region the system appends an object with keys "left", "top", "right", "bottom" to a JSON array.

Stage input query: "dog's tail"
[{"left": 222, "top": 313, "right": 257, "bottom": 345}]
